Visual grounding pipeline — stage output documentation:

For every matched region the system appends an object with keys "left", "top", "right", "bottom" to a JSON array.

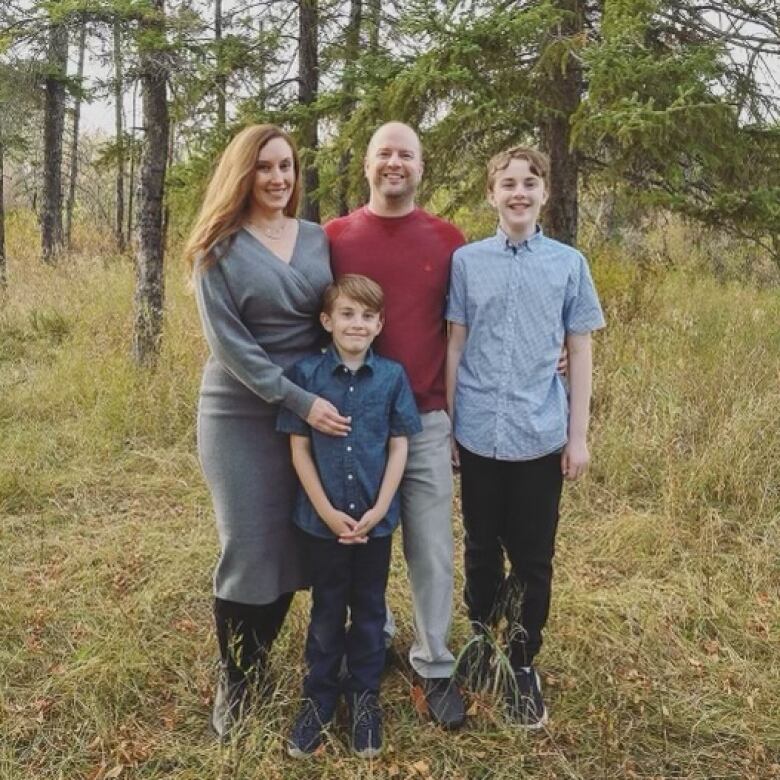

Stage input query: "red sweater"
[{"left": 326, "top": 207, "right": 466, "bottom": 412}]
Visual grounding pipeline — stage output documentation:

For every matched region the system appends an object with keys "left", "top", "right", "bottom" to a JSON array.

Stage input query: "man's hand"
[
  {"left": 324, "top": 509, "right": 366, "bottom": 542},
  {"left": 557, "top": 345, "right": 568, "bottom": 376},
  {"left": 306, "top": 397, "right": 351, "bottom": 436},
  {"left": 340, "top": 506, "right": 384, "bottom": 543},
  {"left": 561, "top": 437, "right": 589, "bottom": 480},
  {"left": 451, "top": 436, "right": 460, "bottom": 469}
]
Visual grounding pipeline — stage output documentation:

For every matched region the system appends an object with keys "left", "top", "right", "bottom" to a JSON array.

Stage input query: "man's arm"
[
  {"left": 561, "top": 332, "right": 593, "bottom": 480},
  {"left": 289, "top": 435, "right": 364, "bottom": 541},
  {"left": 446, "top": 322, "right": 468, "bottom": 466},
  {"left": 344, "top": 436, "right": 409, "bottom": 540}
]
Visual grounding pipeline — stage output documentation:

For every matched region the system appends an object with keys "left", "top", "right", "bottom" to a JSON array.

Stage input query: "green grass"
[{"left": 1, "top": 214, "right": 778, "bottom": 778}]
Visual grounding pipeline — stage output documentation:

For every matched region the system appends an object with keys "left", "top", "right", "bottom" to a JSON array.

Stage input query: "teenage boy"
[
  {"left": 446, "top": 146, "right": 605, "bottom": 728},
  {"left": 326, "top": 122, "right": 467, "bottom": 727},
  {"left": 278, "top": 274, "right": 422, "bottom": 758}
]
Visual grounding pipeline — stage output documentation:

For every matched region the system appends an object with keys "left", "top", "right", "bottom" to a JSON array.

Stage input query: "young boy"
[
  {"left": 446, "top": 147, "right": 605, "bottom": 728},
  {"left": 277, "top": 273, "right": 421, "bottom": 758}
]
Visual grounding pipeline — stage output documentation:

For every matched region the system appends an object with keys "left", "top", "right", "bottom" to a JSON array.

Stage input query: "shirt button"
[
  {"left": 346, "top": 445, "right": 352, "bottom": 452},
  {"left": 347, "top": 474, "right": 354, "bottom": 480},
  {"left": 349, "top": 386, "right": 354, "bottom": 392},
  {"left": 349, "top": 503, "right": 356, "bottom": 510}
]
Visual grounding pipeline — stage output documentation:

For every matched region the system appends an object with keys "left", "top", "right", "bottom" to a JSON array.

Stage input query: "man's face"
[{"left": 364, "top": 124, "right": 423, "bottom": 204}]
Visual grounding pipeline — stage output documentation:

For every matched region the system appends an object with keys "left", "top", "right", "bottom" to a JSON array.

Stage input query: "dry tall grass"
[{"left": 0, "top": 212, "right": 778, "bottom": 779}]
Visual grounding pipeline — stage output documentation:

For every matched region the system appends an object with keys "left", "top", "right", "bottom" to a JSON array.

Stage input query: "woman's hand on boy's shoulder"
[{"left": 561, "top": 437, "right": 589, "bottom": 480}]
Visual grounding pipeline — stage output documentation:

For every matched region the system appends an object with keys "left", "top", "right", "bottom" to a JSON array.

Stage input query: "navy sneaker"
[
  {"left": 287, "top": 699, "right": 330, "bottom": 758},
  {"left": 506, "top": 667, "right": 548, "bottom": 729},
  {"left": 349, "top": 691, "right": 383, "bottom": 758}
]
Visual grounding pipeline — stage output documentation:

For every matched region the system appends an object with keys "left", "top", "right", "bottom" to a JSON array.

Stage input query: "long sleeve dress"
[{"left": 195, "top": 222, "right": 332, "bottom": 605}]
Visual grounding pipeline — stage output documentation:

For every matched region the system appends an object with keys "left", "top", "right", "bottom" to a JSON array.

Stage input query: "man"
[{"left": 325, "top": 122, "right": 466, "bottom": 728}]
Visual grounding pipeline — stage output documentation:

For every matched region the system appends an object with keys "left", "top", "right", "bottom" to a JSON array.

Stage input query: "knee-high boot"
[{"left": 211, "top": 593, "right": 294, "bottom": 739}]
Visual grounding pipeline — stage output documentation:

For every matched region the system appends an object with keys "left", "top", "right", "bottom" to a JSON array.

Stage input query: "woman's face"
[{"left": 251, "top": 136, "right": 296, "bottom": 216}]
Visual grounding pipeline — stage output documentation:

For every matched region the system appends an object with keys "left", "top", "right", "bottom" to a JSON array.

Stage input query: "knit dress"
[{"left": 195, "top": 222, "right": 332, "bottom": 604}]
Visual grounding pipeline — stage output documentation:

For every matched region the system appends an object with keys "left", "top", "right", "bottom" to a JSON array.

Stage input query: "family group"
[{"left": 182, "top": 120, "right": 605, "bottom": 757}]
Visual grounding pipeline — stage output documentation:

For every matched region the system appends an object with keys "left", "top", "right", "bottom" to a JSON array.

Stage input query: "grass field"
[{"left": 0, "top": 212, "right": 778, "bottom": 779}]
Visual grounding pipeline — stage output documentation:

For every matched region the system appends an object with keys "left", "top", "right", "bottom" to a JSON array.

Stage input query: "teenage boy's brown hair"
[
  {"left": 486, "top": 146, "right": 550, "bottom": 192},
  {"left": 322, "top": 274, "right": 385, "bottom": 316}
]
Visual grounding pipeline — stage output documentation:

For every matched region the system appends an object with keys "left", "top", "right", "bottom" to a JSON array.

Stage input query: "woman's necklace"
[{"left": 248, "top": 218, "right": 287, "bottom": 241}]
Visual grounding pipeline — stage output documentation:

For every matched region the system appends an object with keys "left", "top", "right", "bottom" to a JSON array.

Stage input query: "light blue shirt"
[{"left": 446, "top": 227, "right": 605, "bottom": 461}]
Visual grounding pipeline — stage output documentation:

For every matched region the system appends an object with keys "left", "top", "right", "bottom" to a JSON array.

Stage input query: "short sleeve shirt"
[
  {"left": 277, "top": 346, "right": 422, "bottom": 538},
  {"left": 446, "top": 227, "right": 605, "bottom": 461}
]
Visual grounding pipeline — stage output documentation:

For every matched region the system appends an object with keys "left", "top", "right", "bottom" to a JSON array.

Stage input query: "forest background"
[{"left": 1, "top": 0, "right": 779, "bottom": 778}]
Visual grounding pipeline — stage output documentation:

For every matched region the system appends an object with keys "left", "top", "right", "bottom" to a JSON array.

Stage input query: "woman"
[{"left": 183, "top": 125, "right": 349, "bottom": 739}]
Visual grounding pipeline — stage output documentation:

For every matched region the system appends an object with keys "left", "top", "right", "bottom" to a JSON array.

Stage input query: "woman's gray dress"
[{"left": 195, "top": 222, "right": 332, "bottom": 605}]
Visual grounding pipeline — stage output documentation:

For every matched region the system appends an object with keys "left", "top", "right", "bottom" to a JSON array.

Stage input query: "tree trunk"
[
  {"left": 215, "top": 0, "right": 226, "bottom": 132},
  {"left": 113, "top": 18, "right": 126, "bottom": 252},
  {"left": 65, "top": 19, "right": 87, "bottom": 249},
  {"left": 0, "top": 137, "right": 6, "bottom": 289},
  {"left": 127, "top": 78, "right": 138, "bottom": 241},
  {"left": 132, "top": 0, "right": 169, "bottom": 367},
  {"left": 540, "top": 0, "right": 583, "bottom": 246},
  {"left": 41, "top": 12, "right": 68, "bottom": 264},
  {"left": 367, "top": 0, "right": 380, "bottom": 53},
  {"left": 337, "top": 0, "right": 362, "bottom": 216},
  {"left": 298, "top": 0, "right": 319, "bottom": 222}
]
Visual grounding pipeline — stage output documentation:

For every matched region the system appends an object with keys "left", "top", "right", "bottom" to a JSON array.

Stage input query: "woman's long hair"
[{"left": 183, "top": 124, "right": 302, "bottom": 273}]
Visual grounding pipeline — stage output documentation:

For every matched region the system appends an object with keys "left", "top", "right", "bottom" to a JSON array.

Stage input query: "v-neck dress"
[{"left": 195, "top": 221, "right": 332, "bottom": 604}]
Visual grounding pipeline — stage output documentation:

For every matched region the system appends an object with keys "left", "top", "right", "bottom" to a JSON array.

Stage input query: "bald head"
[
  {"left": 366, "top": 122, "right": 423, "bottom": 160},
  {"left": 364, "top": 122, "right": 424, "bottom": 217}
]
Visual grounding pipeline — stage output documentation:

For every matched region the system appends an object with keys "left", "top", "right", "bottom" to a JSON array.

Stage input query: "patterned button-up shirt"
[
  {"left": 446, "top": 227, "right": 605, "bottom": 461},
  {"left": 277, "top": 345, "right": 422, "bottom": 538}
]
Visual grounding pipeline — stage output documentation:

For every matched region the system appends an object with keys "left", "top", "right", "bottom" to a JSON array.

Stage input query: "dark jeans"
[
  {"left": 299, "top": 529, "right": 392, "bottom": 717},
  {"left": 214, "top": 593, "right": 293, "bottom": 683},
  {"left": 458, "top": 445, "right": 563, "bottom": 669}
]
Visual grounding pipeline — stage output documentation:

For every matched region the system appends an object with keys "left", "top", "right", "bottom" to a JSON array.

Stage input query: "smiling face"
[
  {"left": 251, "top": 136, "right": 296, "bottom": 217},
  {"left": 489, "top": 157, "right": 548, "bottom": 241},
  {"left": 321, "top": 294, "right": 384, "bottom": 361},
  {"left": 364, "top": 123, "right": 423, "bottom": 214}
]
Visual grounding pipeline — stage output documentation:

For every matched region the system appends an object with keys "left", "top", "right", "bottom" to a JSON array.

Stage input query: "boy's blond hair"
[
  {"left": 486, "top": 146, "right": 550, "bottom": 192},
  {"left": 322, "top": 274, "right": 385, "bottom": 316}
]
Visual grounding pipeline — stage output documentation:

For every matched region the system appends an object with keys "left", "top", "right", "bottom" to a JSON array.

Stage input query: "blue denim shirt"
[
  {"left": 277, "top": 345, "right": 422, "bottom": 538},
  {"left": 446, "top": 227, "right": 605, "bottom": 461}
]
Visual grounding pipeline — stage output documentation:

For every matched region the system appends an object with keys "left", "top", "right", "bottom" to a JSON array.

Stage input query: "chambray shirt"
[
  {"left": 446, "top": 227, "right": 605, "bottom": 461},
  {"left": 277, "top": 345, "right": 422, "bottom": 539}
]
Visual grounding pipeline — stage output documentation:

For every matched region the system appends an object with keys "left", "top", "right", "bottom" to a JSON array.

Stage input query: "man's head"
[
  {"left": 486, "top": 146, "right": 549, "bottom": 241},
  {"left": 364, "top": 122, "right": 423, "bottom": 216},
  {"left": 321, "top": 274, "right": 385, "bottom": 359}
]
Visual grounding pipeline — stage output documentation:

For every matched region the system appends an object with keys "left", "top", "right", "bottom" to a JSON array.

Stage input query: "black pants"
[
  {"left": 299, "top": 530, "right": 392, "bottom": 718},
  {"left": 458, "top": 445, "right": 563, "bottom": 669},
  {"left": 213, "top": 592, "right": 293, "bottom": 683}
]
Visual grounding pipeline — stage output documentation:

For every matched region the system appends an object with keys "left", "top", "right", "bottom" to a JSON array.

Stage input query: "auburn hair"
[
  {"left": 184, "top": 124, "right": 302, "bottom": 273},
  {"left": 486, "top": 145, "right": 549, "bottom": 192},
  {"left": 322, "top": 274, "right": 385, "bottom": 316}
]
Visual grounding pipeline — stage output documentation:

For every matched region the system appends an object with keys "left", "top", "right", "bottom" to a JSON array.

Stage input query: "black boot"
[{"left": 210, "top": 594, "right": 293, "bottom": 740}]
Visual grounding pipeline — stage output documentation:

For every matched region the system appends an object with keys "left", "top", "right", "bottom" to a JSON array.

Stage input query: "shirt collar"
[
  {"left": 324, "top": 343, "right": 375, "bottom": 375},
  {"left": 495, "top": 224, "right": 543, "bottom": 253}
]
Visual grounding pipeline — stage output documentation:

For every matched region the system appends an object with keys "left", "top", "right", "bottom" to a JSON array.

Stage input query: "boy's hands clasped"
[{"left": 333, "top": 506, "right": 385, "bottom": 545}]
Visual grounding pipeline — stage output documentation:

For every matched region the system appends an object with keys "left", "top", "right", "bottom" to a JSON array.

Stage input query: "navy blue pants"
[
  {"left": 299, "top": 530, "right": 392, "bottom": 717},
  {"left": 458, "top": 446, "right": 563, "bottom": 669}
]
